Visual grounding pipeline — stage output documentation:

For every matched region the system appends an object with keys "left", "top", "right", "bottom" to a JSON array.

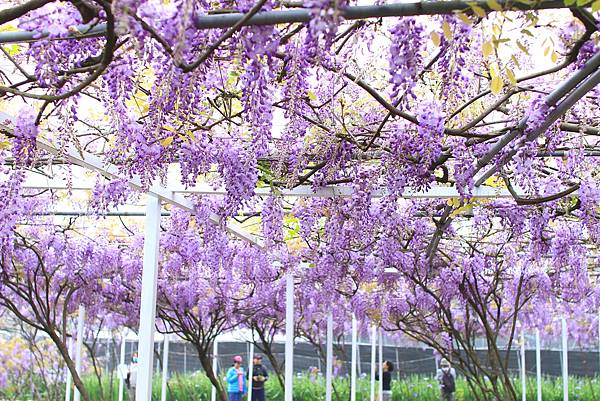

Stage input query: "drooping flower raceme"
[{"left": 388, "top": 18, "right": 425, "bottom": 102}]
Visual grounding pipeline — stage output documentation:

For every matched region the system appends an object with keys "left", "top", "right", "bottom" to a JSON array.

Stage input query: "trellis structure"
[{"left": 0, "top": 1, "right": 599, "bottom": 401}]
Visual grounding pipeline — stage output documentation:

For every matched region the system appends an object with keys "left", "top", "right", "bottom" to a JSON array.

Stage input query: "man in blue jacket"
[{"left": 226, "top": 355, "right": 247, "bottom": 401}]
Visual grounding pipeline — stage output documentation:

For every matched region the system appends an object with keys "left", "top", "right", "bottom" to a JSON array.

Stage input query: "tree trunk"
[
  {"left": 49, "top": 330, "right": 92, "bottom": 401},
  {"left": 199, "top": 352, "right": 228, "bottom": 401}
]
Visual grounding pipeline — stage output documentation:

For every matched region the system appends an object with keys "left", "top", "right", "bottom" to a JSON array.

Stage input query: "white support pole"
[
  {"left": 136, "top": 195, "right": 162, "bottom": 401},
  {"left": 351, "top": 314, "right": 358, "bottom": 401},
  {"left": 106, "top": 336, "right": 112, "bottom": 373},
  {"left": 521, "top": 330, "right": 527, "bottom": 401},
  {"left": 378, "top": 329, "right": 383, "bottom": 401},
  {"left": 184, "top": 343, "right": 187, "bottom": 374},
  {"left": 160, "top": 334, "right": 170, "bottom": 401},
  {"left": 325, "top": 312, "right": 333, "bottom": 401},
  {"left": 562, "top": 317, "right": 568, "bottom": 401},
  {"left": 370, "top": 325, "right": 377, "bottom": 401},
  {"left": 64, "top": 337, "right": 73, "bottom": 401},
  {"left": 536, "top": 329, "right": 542, "bottom": 401},
  {"left": 248, "top": 342, "right": 255, "bottom": 401},
  {"left": 118, "top": 334, "right": 126, "bottom": 401},
  {"left": 284, "top": 273, "right": 294, "bottom": 401},
  {"left": 211, "top": 338, "right": 219, "bottom": 401},
  {"left": 73, "top": 305, "right": 86, "bottom": 401}
]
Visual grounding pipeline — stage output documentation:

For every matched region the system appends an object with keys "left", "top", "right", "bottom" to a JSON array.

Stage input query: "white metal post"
[
  {"left": 106, "top": 336, "right": 112, "bottom": 374},
  {"left": 248, "top": 341, "right": 255, "bottom": 401},
  {"left": 118, "top": 334, "right": 126, "bottom": 401},
  {"left": 521, "top": 330, "right": 526, "bottom": 401},
  {"left": 326, "top": 312, "right": 333, "bottom": 401},
  {"left": 285, "top": 273, "right": 294, "bottom": 401},
  {"left": 136, "top": 195, "right": 162, "bottom": 401},
  {"left": 351, "top": 314, "right": 358, "bottom": 401},
  {"left": 211, "top": 338, "right": 219, "bottom": 401},
  {"left": 536, "top": 329, "right": 541, "bottom": 401},
  {"left": 184, "top": 343, "right": 187, "bottom": 374},
  {"left": 562, "top": 317, "right": 568, "bottom": 401},
  {"left": 370, "top": 325, "right": 376, "bottom": 401},
  {"left": 65, "top": 337, "right": 73, "bottom": 401},
  {"left": 73, "top": 305, "right": 85, "bottom": 401},
  {"left": 160, "top": 334, "right": 170, "bottom": 401},
  {"left": 378, "top": 329, "right": 383, "bottom": 401}
]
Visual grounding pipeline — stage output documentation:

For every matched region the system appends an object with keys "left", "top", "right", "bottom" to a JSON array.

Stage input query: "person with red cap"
[{"left": 225, "top": 355, "right": 247, "bottom": 401}]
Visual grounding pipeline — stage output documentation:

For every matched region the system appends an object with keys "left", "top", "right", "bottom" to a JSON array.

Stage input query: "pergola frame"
[
  {"left": 1, "top": 1, "right": 598, "bottom": 400},
  {"left": 0, "top": 0, "right": 574, "bottom": 44}
]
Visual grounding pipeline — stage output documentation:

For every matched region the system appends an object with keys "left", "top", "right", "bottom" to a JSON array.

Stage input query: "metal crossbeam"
[
  {"left": 38, "top": 139, "right": 263, "bottom": 246},
  {"left": 474, "top": 51, "right": 600, "bottom": 186},
  {"left": 0, "top": 112, "right": 261, "bottom": 245},
  {"left": 21, "top": 175, "right": 521, "bottom": 198},
  {"left": 0, "top": 0, "right": 571, "bottom": 44}
]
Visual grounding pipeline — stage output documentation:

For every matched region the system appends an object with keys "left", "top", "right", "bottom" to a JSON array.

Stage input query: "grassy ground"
[
  {"left": 3, "top": 373, "right": 598, "bottom": 400},
  {"left": 76, "top": 374, "right": 600, "bottom": 401}
]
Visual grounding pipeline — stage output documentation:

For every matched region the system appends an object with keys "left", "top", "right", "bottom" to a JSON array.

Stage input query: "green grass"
[{"left": 14, "top": 373, "right": 600, "bottom": 401}]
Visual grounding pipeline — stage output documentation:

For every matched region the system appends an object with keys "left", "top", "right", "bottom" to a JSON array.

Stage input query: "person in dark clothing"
[
  {"left": 247, "top": 354, "right": 268, "bottom": 401},
  {"left": 375, "top": 360, "right": 394, "bottom": 401}
]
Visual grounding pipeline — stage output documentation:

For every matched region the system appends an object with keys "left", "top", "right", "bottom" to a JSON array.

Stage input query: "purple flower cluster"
[
  {"left": 388, "top": 18, "right": 424, "bottom": 102},
  {"left": 12, "top": 106, "right": 39, "bottom": 166},
  {"left": 261, "top": 196, "right": 284, "bottom": 247}
]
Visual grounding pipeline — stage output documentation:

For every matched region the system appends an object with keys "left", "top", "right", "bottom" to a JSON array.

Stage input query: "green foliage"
[{"left": 12, "top": 373, "right": 600, "bottom": 401}]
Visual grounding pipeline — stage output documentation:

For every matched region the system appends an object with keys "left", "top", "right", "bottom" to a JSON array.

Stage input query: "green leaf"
[
  {"left": 592, "top": 0, "right": 600, "bottom": 11},
  {"left": 520, "top": 29, "right": 534, "bottom": 37}
]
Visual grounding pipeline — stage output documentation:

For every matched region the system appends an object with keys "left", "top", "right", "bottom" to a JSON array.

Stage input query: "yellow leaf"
[
  {"left": 185, "top": 130, "right": 196, "bottom": 142},
  {"left": 471, "top": 5, "right": 487, "bottom": 17},
  {"left": 447, "top": 198, "right": 461, "bottom": 208},
  {"left": 543, "top": 46, "right": 551, "bottom": 57},
  {"left": 484, "top": 176, "right": 505, "bottom": 188},
  {"left": 163, "top": 125, "right": 177, "bottom": 132},
  {"left": 442, "top": 21, "right": 453, "bottom": 40},
  {"left": 483, "top": 41, "right": 494, "bottom": 57},
  {"left": 551, "top": 51, "right": 559, "bottom": 63},
  {"left": 516, "top": 40, "right": 529, "bottom": 55},
  {"left": 431, "top": 31, "right": 441, "bottom": 47},
  {"left": 457, "top": 13, "right": 473, "bottom": 25},
  {"left": 492, "top": 24, "right": 502, "bottom": 37},
  {"left": 506, "top": 68, "right": 517, "bottom": 85},
  {"left": 160, "top": 136, "right": 174, "bottom": 147},
  {"left": 486, "top": 0, "right": 504, "bottom": 11},
  {"left": 511, "top": 54, "right": 521, "bottom": 69},
  {"left": 593, "top": 0, "right": 600, "bottom": 11},
  {"left": 490, "top": 76, "right": 504, "bottom": 94}
]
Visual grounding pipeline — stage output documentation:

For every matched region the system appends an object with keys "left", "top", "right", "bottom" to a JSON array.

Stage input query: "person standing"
[
  {"left": 247, "top": 354, "right": 268, "bottom": 401},
  {"left": 226, "top": 355, "right": 247, "bottom": 401},
  {"left": 375, "top": 360, "right": 394, "bottom": 401},
  {"left": 436, "top": 359, "right": 456, "bottom": 401},
  {"left": 126, "top": 352, "right": 138, "bottom": 401}
]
